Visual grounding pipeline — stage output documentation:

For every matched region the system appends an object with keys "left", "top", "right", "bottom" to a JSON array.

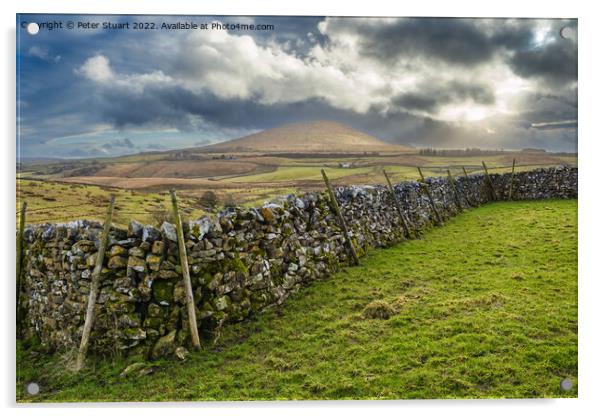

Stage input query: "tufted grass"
[
  {"left": 16, "top": 199, "right": 577, "bottom": 402},
  {"left": 16, "top": 178, "right": 206, "bottom": 227}
]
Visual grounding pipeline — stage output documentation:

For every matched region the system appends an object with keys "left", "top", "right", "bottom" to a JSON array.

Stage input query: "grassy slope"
[
  {"left": 16, "top": 199, "right": 577, "bottom": 402},
  {"left": 18, "top": 154, "right": 576, "bottom": 223},
  {"left": 221, "top": 155, "right": 577, "bottom": 185},
  {"left": 16, "top": 178, "right": 206, "bottom": 227}
]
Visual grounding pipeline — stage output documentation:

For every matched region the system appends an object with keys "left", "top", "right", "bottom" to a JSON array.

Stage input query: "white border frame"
[{"left": 2, "top": 1, "right": 600, "bottom": 415}]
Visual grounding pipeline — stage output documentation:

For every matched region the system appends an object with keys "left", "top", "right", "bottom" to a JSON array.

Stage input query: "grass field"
[
  {"left": 16, "top": 178, "right": 206, "bottom": 227},
  {"left": 225, "top": 166, "right": 376, "bottom": 182},
  {"left": 16, "top": 199, "right": 577, "bottom": 401},
  {"left": 224, "top": 165, "right": 444, "bottom": 184},
  {"left": 17, "top": 151, "right": 577, "bottom": 225}
]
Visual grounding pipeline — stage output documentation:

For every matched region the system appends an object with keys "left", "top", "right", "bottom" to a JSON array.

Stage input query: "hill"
[{"left": 198, "top": 120, "right": 413, "bottom": 154}]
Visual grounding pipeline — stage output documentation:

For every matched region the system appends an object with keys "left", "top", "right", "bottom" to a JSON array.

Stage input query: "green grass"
[
  {"left": 225, "top": 165, "right": 446, "bottom": 184},
  {"left": 16, "top": 199, "right": 577, "bottom": 402},
  {"left": 225, "top": 166, "right": 375, "bottom": 182},
  {"left": 222, "top": 157, "right": 576, "bottom": 185},
  {"left": 18, "top": 154, "right": 576, "bottom": 225},
  {"left": 16, "top": 178, "right": 206, "bottom": 227}
]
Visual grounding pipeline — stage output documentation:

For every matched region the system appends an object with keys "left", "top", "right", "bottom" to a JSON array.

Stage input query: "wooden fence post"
[
  {"left": 508, "top": 158, "right": 516, "bottom": 200},
  {"left": 170, "top": 190, "right": 201, "bottom": 350},
  {"left": 76, "top": 195, "right": 115, "bottom": 371},
  {"left": 446, "top": 170, "right": 463, "bottom": 212},
  {"left": 321, "top": 169, "right": 360, "bottom": 265},
  {"left": 16, "top": 201, "right": 27, "bottom": 335},
  {"left": 417, "top": 167, "right": 442, "bottom": 225},
  {"left": 383, "top": 170, "right": 412, "bottom": 238},
  {"left": 481, "top": 161, "right": 498, "bottom": 201},
  {"left": 461, "top": 166, "right": 475, "bottom": 207}
]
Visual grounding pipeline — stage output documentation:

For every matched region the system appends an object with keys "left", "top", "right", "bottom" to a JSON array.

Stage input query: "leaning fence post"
[
  {"left": 383, "top": 170, "right": 412, "bottom": 238},
  {"left": 170, "top": 190, "right": 201, "bottom": 350},
  {"left": 76, "top": 195, "right": 115, "bottom": 371},
  {"left": 417, "top": 167, "right": 442, "bottom": 225},
  {"left": 481, "top": 161, "right": 498, "bottom": 201},
  {"left": 446, "top": 170, "right": 463, "bottom": 212},
  {"left": 461, "top": 166, "right": 475, "bottom": 207},
  {"left": 16, "top": 201, "right": 27, "bottom": 335},
  {"left": 508, "top": 158, "right": 516, "bottom": 200},
  {"left": 321, "top": 169, "right": 360, "bottom": 265}
]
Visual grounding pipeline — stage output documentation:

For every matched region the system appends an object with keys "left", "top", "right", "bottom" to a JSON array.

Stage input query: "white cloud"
[
  {"left": 73, "top": 18, "right": 572, "bottom": 132},
  {"left": 75, "top": 55, "right": 114, "bottom": 83},
  {"left": 169, "top": 27, "right": 382, "bottom": 112},
  {"left": 75, "top": 29, "right": 379, "bottom": 113},
  {"left": 76, "top": 54, "right": 172, "bottom": 92}
]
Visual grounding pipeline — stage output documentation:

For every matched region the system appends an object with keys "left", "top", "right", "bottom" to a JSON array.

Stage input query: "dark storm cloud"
[
  {"left": 334, "top": 18, "right": 541, "bottom": 67},
  {"left": 520, "top": 107, "right": 577, "bottom": 128},
  {"left": 489, "top": 22, "right": 535, "bottom": 51},
  {"left": 347, "top": 18, "right": 497, "bottom": 66},
  {"left": 390, "top": 81, "right": 495, "bottom": 113},
  {"left": 534, "top": 92, "right": 577, "bottom": 109},
  {"left": 391, "top": 93, "right": 438, "bottom": 112},
  {"left": 92, "top": 74, "right": 495, "bottom": 138},
  {"left": 95, "top": 85, "right": 284, "bottom": 132},
  {"left": 327, "top": 17, "right": 577, "bottom": 88},
  {"left": 449, "top": 82, "right": 496, "bottom": 104},
  {"left": 95, "top": 84, "right": 352, "bottom": 132},
  {"left": 508, "top": 36, "right": 577, "bottom": 87},
  {"left": 515, "top": 92, "right": 578, "bottom": 130}
]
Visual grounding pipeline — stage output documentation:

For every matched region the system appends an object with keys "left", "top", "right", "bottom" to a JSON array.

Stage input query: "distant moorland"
[{"left": 17, "top": 121, "right": 577, "bottom": 226}]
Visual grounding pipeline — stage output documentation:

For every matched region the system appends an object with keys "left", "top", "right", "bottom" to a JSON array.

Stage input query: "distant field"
[
  {"left": 16, "top": 200, "right": 577, "bottom": 401},
  {"left": 17, "top": 151, "right": 577, "bottom": 225},
  {"left": 93, "top": 159, "right": 275, "bottom": 179},
  {"left": 225, "top": 166, "right": 375, "bottom": 183},
  {"left": 16, "top": 178, "right": 206, "bottom": 227}
]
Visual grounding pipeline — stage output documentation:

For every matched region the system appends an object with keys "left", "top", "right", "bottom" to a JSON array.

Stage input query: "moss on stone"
[
  {"left": 221, "top": 257, "right": 249, "bottom": 275},
  {"left": 199, "top": 301, "right": 214, "bottom": 319},
  {"left": 152, "top": 280, "right": 175, "bottom": 304},
  {"left": 251, "top": 245, "right": 266, "bottom": 257},
  {"left": 150, "top": 329, "right": 176, "bottom": 359},
  {"left": 269, "top": 262, "right": 283, "bottom": 278}
]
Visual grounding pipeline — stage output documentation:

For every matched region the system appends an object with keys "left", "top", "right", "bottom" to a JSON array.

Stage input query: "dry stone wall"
[{"left": 19, "top": 167, "right": 577, "bottom": 359}]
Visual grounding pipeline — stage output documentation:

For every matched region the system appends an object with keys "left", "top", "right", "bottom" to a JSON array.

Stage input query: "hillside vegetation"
[
  {"left": 16, "top": 178, "right": 206, "bottom": 227},
  {"left": 200, "top": 120, "right": 413, "bottom": 153},
  {"left": 18, "top": 151, "right": 576, "bottom": 226},
  {"left": 17, "top": 199, "right": 577, "bottom": 401}
]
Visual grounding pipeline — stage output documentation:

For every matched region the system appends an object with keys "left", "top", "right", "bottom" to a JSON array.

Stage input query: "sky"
[{"left": 16, "top": 15, "right": 578, "bottom": 158}]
